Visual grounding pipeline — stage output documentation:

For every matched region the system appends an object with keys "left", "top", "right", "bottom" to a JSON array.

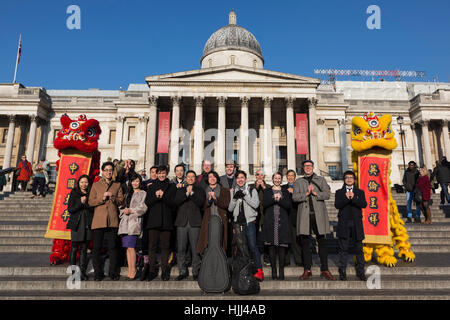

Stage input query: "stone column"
[
  {"left": 38, "top": 118, "right": 49, "bottom": 163},
  {"left": 263, "top": 97, "right": 273, "bottom": 177},
  {"left": 316, "top": 118, "right": 325, "bottom": 173},
  {"left": 25, "top": 115, "right": 38, "bottom": 164},
  {"left": 138, "top": 115, "right": 149, "bottom": 170},
  {"left": 411, "top": 123, "right": 421, "bottom": 165},
  {"left": 338, "top": 118, "right": 348, "bottom": 174},
  {"left": 421, "top": 120, "right": 433, "bottom": 170},
  {"left": 442, "top": 120, "right": 450, "bottom": 159},
  {"left": 3, "top": 115, "right": 16, "bottom": 169},
  {"left": 285, "top": 97, "right": 296, "bottom": 171},
  {"left": 216, "top": 96, "right": 227, "bottom": 175},
  {"left": 146, "top": 96, "right": 158, "bottom": 169},
  {"left": 114, "top": 115, "right": 125, "bottom": 160},
  {"left": 169, "top": 96, "right": 181, "bottom": 173},
  {"left": 308, "top": 98, "right": 319, "bottom": 170},
  {"left": 240, "top": 97, "right": 250, "bottom": 174},
  {"left": 193, "top": 96, "right": 204, "bottom": 173}
]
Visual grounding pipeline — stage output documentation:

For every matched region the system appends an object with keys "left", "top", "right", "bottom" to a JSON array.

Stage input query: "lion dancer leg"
[{"left": 390, "top": 199, "right": 415, "bottom": 262}]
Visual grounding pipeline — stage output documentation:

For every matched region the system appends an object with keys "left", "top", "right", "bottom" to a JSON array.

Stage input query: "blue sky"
[{"left": 1, "top": 0, "right": 449, "bottom": 90}]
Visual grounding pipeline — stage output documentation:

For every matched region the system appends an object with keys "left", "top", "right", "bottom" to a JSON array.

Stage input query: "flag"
[{"left": 16, "top": 34, "right": 22, "bottom": 64}]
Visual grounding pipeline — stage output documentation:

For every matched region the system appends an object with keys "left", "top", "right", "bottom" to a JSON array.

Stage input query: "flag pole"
[{"left": 13, "top": 34, "right": 21, "bottom": 84}]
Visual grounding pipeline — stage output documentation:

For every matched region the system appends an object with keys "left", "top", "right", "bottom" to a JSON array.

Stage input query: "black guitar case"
[
  {"left": 198, "top": 215, "right": 230, "bottom": 293},
  {"left": 231, "top": 223, "right": 260, "bottom": 295}
]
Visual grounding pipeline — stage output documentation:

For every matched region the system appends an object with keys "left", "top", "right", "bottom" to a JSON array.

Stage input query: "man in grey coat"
[
  {"left": 220, "top": 160, "right": 237, "bottom": 189},
  {"left": 292, "top": 160, "right": 335, "bottom": 281}
]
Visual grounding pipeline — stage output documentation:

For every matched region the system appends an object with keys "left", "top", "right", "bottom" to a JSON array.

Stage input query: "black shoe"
[
  {"left": 80, "top": 271, "right": 89, "bottom": 281},
  {"left": 176, "top": 274, "right": 188, "bottom": 281},
  {"left": 278, "top": 268, "right": 285, "bottom": 280},
  {"left": 193, "top": 274, "right": 198, "bottom": 281},
  {"left": 271, "top": 267, "right": 278, "bottom": 280},
  {"left": 339, "top": 270, "right": 347, "bottom": 281},
  {"left": 161, "top": 267, "right": 171, "bottom": 281},
  {"left": 356, "top": 273, "right": 367, "bottom": 281},
  {"left": 406, "top": 218, "right": 412, "bottom": 223},
  {"left": 94, "top": 274, "right": 104, "bottom": 281},
  {"left": 110, "top": 274, "right": 120, "bottom": 281},
  {"left": 414, "top": 218, "right": 421, "bottom": 223},
  {"left": 140, "top": 264, "right": 149, "bottom": 281},
  {"left": 147, "top": 270, "right": 158, "bottom": 281}
]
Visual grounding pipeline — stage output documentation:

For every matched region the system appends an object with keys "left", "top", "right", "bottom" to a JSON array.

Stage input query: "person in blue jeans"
[
  {"left": 228, "top": 170, "right": 263, "bottom": 281},
  {"left": 402, "top": 161, "right": 421, "bottom": 223}
]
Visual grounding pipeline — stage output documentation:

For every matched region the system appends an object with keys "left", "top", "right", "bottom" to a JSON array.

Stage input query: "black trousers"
[
  {"left": 70, "top": 241, "right": 88, "bottom": 271},
  {"left": 289, "top": 223, "right": 303, "bottom": 265},
  {"left": 148, "top": 229, "right": 171, "bottom": 271},
  {"left": 16, "top": 180, "right": 28, "bottom": 191},
  {"left": 338, "top": 220, "right": 364, "bottom": 275},
  {"left": 32, "top": 177, "right": 46, "bottom": 196},
  {"left": 300, "top": 213, "right": 328, "bottom": 271},
  {"left": 92, "top": 228, "right": 119, "bottom": 278}
]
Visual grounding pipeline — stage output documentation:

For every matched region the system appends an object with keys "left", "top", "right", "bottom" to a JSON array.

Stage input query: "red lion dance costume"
[{"left": 45, "top": 114, "right": 101, "bottom": 265}]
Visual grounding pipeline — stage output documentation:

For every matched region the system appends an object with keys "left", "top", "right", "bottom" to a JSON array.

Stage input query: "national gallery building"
[{"left": 1, "top": 11, "right": 449, "bottom": 189}]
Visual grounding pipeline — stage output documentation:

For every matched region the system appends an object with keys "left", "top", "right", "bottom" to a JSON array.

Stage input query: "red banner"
[
  {"left": 45, "top": 150, "right": 92, "bottom": 240},
  {"left": 359, "top": 153, "right": 391, "bottom": 244},
  {"left": 296, "top": 113, "right": 308, "bottom": 155},
  {"left": 157, "top": 111, "right": 171, "bottom": 154}
]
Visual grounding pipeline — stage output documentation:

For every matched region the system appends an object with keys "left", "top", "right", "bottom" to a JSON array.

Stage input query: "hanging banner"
[
  {"left": 358, "top": 152, "right": 391, "bottom": 245},
  {"left": 44, "top": 149, "right": 92, "bottom": 240},
  {"left": 156, "top": 111, "right": 171, "bottom": 154},
  {"left": 296, "top": 113, "right": 308, "bottom": 155}
]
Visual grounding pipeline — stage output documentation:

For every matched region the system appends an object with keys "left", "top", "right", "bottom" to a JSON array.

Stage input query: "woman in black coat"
[
  {"left": 66, "top": 174, "right": 93, "bottom": 281},
  {"left": 261, "top": 172, "right": 292, "bottom": 280},
  {"left": 144, "top": 166, "right": 176, "bottom": 281}
]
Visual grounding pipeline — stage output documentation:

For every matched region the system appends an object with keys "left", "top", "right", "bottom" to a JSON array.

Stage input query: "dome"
[{"left": 201, "top": 11, "right": 264, "bottom": 65}]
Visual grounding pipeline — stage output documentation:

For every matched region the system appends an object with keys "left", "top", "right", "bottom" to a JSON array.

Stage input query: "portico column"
[
  {"left": 285, "top": 97, "right": 296, "bottom": 171},
  {"left": 217, "top": 96, "right": 227, "bottom": 175},
  {"left": 3, "top": 115, "right": 16, "bottom": 169},
  {"left": 169, "top": 96, "right": 181, "bottom": 172},
  {"left": 146, "top": 96, "right": 158, "bottom": 169},
  {"left": 263, "top": 96, "right": 273, "bottom": 177},
  {"left": 442, "top": 120, "right": 450, "bottom": 159},
  {"left": 308, "top": 98, "right": 319, "bottom": 169},
  {"left": 114, "top": 115, "right": 124, "bottom": 160},
  {"left": 338, "top": 118, "right": 348, "bottom": 174},
  {"left": 240, "top": 97, "right": 250, "bottom": 174},
  {"left": 138, "top": 115, "right": 149, "bottom": 170},
  {"left": 411, "top": 123, "right": 420, "bottom": 165},
  {"left": 193, "top": 96, "right": 204, "bottom": 173},
  {"left": 421, "top": 120, "right": 433, "bottom": 170},
  {"left": 26, "top": 114, "right": 38, "bottom": 164}
]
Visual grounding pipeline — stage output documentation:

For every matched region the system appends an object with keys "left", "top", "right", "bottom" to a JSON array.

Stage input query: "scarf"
[
  {"left": 21, "top": 160, "right": 30, "bottom": 173},
  {"left": 206, "top": 184, "right": 221, "bottom": 216}
]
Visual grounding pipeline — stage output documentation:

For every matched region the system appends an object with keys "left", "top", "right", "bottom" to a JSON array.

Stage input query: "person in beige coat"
[
  {"left": 292, "top": 160, "right": 335, "bottom": 281},
  {"left": 118, "top": 173, "right": 147, "bottom": 280},
  {"left": 88, "top": 161, "right": 124, "bottom": 281}
]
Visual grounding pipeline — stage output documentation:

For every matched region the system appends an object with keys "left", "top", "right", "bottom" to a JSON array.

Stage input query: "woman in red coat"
[
  {"left": 16, "top": 155, "right": 32, "bottom": 192},
  {"left": 417, "top": 165, "right": 432, "bottom": 224}
]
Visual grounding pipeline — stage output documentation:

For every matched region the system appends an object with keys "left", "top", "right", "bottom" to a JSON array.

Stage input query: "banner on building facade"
[
  {"left": 44, "top": 150, "right": 92, "bottom": 240},
  {"left": 358, "top": 152, "right": 391, "bottom": 245},
  {"left": 295, "top": 113, "right": 308, "bottom": 155},
  {"left": 156, "top": 111, "right": 171, "bottom": 154}
]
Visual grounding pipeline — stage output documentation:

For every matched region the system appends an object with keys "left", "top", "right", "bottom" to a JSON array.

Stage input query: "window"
[
  {"left": 327, "top": 128, "right": 335, "bottom": 143},
  {"left": 109, "top": 129, "right": 116, "bottom": 145},
  {"left": 1, "top": 129, "right": 8, "bottom": 144},
  {"left": 328, "top": 165, "right": 338, "bottom": 180},
  {"left": 53, "top": 129, "right": 60, "bottom": 141},
  {"left": 128, "top": 126, "right": 135, "bottom": 141}
]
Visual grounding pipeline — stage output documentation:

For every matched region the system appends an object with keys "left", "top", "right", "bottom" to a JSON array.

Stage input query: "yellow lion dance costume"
[{"left": 351, "top": 112, "right": 415, "bottom": 267}]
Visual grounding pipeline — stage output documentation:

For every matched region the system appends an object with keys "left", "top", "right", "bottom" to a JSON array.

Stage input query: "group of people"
[
  {"left": 66, "top": 158, "right": 369, "bottom": 284},
  {"left": 402, "top": 156, "right": 450, "bottom": 224}
]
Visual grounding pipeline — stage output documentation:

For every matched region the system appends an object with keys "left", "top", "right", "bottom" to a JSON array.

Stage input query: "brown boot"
[
  {"left": 425, "top": 208, "right": 432, "bottom": 224},
  {"left": 299, "top": 269, "right": 312, "bottom": 280}
]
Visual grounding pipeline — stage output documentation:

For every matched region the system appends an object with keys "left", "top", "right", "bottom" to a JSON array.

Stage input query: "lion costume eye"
[
  {"left": 369, "top": 119, "right": 379, "bottom": 128},
  {"left": 86, "top": 127, "right": 96, "bottom": 137},
  {"left": 353, "top": 126, "right": 362, "bottom": 136},
  {"left": 70, "top": 122, "right": 80, "bottom": 130}
]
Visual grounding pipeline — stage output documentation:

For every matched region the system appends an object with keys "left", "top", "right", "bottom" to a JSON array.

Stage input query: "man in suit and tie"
[{"left": 334, "top": 170, "right": 367, "bottom": 281}]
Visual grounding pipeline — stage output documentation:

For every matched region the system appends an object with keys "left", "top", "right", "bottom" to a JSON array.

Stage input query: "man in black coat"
[
  {"left": 432, "top": 156, "right": 450, "bottom": 204},
  {"left": 334, "top": 170, "right": 367, "bottom": 281},
  {"left": 174, "top": 170, "right": 206, "bottom": 281},
  {"left": 281, "top": 169, "right": 303, "bottom": 266}
]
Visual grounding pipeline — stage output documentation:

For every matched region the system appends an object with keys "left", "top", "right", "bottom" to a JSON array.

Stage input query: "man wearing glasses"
[
  {"left": 334, "top": 171, "right": 367, "bottom": 281},
  {"left": 292, "top": 160, "right": 335, "bottom": 281}
]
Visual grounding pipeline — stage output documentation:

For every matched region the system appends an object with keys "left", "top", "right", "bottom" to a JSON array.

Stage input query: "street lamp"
[{"left": 397, "top": 116, "right": 406, "bottom": 178}]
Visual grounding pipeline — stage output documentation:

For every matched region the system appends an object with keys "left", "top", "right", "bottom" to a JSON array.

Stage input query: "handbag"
[{"left": 413, "top": 187, "right": 422, "bottom": 203}]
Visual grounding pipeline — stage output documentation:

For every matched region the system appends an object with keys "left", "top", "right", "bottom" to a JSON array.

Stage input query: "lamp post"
[{"left": 397, "top": 116, "right": 406, "bottom": 177}]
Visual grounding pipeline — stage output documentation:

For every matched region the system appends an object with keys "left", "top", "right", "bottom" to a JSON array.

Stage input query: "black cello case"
[
  {"left": 197, "top": 215, "right": 231, "bottom": 293},
  {"left": 231, "top": 223, "right": 260, "bottom": 295}
]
